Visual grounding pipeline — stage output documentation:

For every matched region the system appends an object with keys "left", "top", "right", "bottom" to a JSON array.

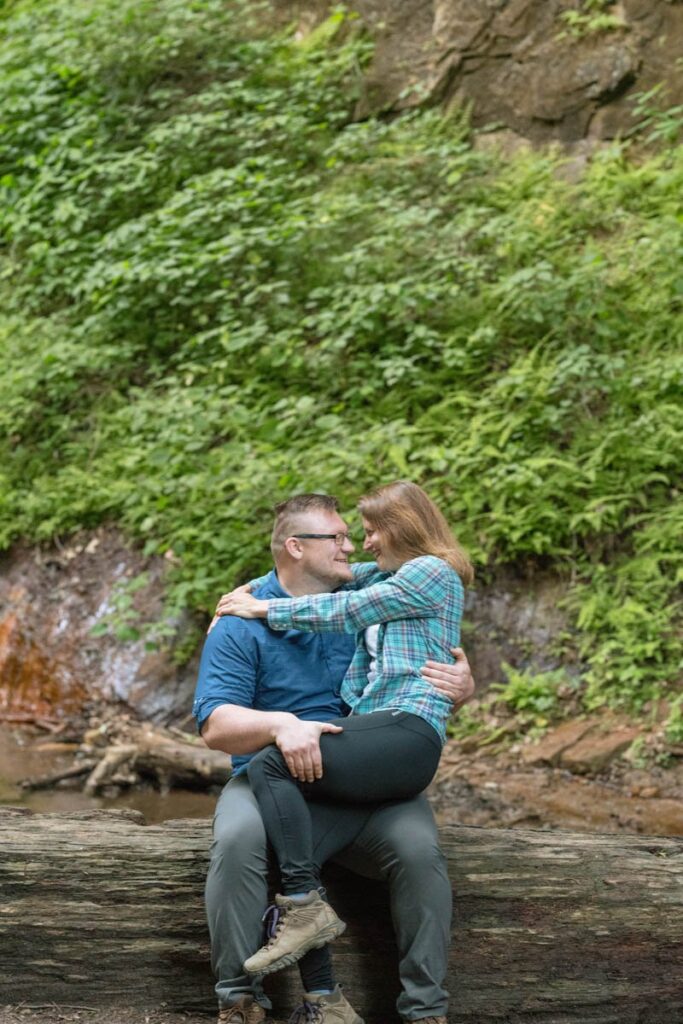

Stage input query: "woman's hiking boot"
[
  {"left": 287, "top": 985, "right": 364, "bottom": 1023},
  {"left": 217, "top": 994, "right": 273, "bottom": 1023},
  {"left": 243, "top": 891, "right": 345, "bottom": 977}
]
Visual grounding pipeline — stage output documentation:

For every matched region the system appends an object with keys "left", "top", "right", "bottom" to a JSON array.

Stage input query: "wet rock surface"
[
  {"left": 463, "top": 568, "right": 574, "bottom": 690},
  {"left": 0, "top": 530, "right": 200, "bottom": 724}
]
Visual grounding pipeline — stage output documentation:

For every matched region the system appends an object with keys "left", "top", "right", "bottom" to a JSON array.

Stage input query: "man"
[{"left": 195, "top": 493, "right": 475, "bottom": 1024}]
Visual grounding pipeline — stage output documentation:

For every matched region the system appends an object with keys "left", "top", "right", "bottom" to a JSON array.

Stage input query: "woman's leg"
[
  {"left": 243, "top": 711, "right": 441, "bottom": 978},
  {"left": 247, "top": 711, "right": 441, "bottom": 895}
]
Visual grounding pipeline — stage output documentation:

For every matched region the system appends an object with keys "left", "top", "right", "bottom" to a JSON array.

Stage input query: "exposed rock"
[
  {"left": 463, "top": 568, "right": 574, "bottom": 690},
  {"left": 432, "top": 744, "right": 683, "bottom": 835},
  {"left": 0, "top": 531, "right": 200, "bottom": 724},
  {"left": 1, "top": 529, "right": 578, "bottom": 722},
  {"left": 520, "top": 717, "right": 596, "bottom": 765},
  {"left": 559, "top": 722, "right": 641, "bottom": 772},
  {"left": 279, "top": 0, "right": 683, "bottom": 144}
]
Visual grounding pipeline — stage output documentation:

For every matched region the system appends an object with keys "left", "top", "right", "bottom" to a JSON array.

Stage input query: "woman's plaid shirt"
[{"left": 267, "top": 556, "right": 464, "bottom": 744}]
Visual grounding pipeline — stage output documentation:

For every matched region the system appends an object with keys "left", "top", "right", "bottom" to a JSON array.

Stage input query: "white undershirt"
[{"left": 364, "top": 623, "right": 381, "bottom": 687}]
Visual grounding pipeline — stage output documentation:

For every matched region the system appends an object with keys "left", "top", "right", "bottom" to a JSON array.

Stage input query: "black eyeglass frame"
[{"left": 291, "top": 532, "right": 352, "bottom": 546}]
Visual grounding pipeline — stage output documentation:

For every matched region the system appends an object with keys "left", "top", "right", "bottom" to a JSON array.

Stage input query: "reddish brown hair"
[{"left": 358, "top": 480, "right": 473, "bottom": 585}]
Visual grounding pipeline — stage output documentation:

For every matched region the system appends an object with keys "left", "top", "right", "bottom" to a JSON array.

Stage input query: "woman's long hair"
[{"left": 358, "top": 480, "right": 474, "bottom": 586}]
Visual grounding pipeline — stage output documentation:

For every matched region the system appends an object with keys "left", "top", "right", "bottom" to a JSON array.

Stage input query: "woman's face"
[{"left": 362, "top": 517, "right": 402, "bottom": 571}]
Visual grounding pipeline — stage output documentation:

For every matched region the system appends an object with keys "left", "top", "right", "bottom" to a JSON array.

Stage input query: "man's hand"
[
  {"left": 420, "top": 647, "right": 475, "bottom": 710},
  {"left": 272, "top": 716, "right": 343, "bottom": 784},
  {"left": 208, "top": 584, "right": 256, "bottom": 633}
]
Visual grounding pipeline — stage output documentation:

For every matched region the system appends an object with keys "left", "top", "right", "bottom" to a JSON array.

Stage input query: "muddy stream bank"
[
  {"left": 0, "top": 724, "right": 217, "bottom": 822},
  {"left": 4, "top": 720, "right": 683, "bottom": 837}
]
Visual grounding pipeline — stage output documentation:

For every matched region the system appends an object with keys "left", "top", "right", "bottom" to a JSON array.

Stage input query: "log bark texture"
[{"left": 1, "top": 808, "right": 682, "bottom": 1023}]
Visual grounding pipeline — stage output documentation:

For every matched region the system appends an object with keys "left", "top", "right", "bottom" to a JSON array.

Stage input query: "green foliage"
[
  {"left": 631, "top": 82, "right": 683, "bottom": 147},
  {"left": 446, "top": 700, "right": 483, "bottom": 739},
  {"left": 558, "top": 0, "right": 625, "bottom": 38},
  {"left": 664, "top": 697, "right": 683, "bottom": 746},
  {"left": 0, "top": 0, "right": 681, "bottom": 709},
  {"left": 493, "top": 666, "right": 572, "bottom": 725}
]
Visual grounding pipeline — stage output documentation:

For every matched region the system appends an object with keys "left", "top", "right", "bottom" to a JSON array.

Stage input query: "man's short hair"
[{"left": 270, "top": 493, "right": 340, "bottom": 561}]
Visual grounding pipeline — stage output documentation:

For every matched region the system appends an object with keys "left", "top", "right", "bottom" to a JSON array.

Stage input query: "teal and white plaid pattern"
[{"left": 267, "top": 556, "right": 464, "bottom": 743}]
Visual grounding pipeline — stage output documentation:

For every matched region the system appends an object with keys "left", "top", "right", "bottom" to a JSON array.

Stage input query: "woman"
[{"left": 218, "top": 480, "right": 473, "bottom": 980}]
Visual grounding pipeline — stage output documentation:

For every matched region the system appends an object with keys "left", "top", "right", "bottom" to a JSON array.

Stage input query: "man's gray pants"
[{"left": 206, "top": 774, "right": 451, "bottom": 1020}]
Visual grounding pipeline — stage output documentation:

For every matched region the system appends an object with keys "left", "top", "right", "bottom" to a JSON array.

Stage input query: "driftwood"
[
  {"left": 1, "top": 809, "right": 682, "bottom": 1023},
  {"left": 19, "top": 717, "right": 231, "bottom": 796},
  {"left": 20, "top": 760, "right": 97, "bottom": 791}
]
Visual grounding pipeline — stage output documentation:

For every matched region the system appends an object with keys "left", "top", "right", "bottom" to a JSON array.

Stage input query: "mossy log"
[{"left": 0, "top": 808, "right": 682, "bottom": 1023}]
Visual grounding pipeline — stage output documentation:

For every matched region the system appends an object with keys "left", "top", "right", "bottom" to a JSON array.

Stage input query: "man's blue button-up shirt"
[{"left": 192, "top": 570, "right": 356, "bottom": 777}]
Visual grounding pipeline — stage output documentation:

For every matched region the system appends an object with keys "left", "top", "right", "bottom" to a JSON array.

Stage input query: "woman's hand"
[
  {"left": 208, "top": 584, "right": 260, "bottom": 631},
  {"left": 215, "top": 591, "right": 269, "bottom": 620},
  {"left": 420, "top": 647, "right": 475, "bottom": 709}
]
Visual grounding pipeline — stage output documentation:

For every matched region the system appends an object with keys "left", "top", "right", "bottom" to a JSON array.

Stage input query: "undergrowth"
[{"left": 0, "top": 0, "right": 681, "bottom": 713}]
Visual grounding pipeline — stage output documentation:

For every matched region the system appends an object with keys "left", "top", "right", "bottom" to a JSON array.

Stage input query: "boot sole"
[{"left": 245, "top": 919, "right": 346, "bottom": 977}]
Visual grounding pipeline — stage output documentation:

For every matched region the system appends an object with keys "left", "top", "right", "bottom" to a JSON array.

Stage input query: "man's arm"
[
  {"left": 202, "top": 704, "right": 342, "bottom": 784},
  {"left": 421, "top": 647, "right": 475, "bottom": 709},
  {"left": 201, "top": 704, "right": 299, "bottom": 755}
]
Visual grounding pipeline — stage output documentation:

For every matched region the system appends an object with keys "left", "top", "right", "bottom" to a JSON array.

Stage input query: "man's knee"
[
  {"left": 356, "top": 798, "right": 448, "bottom": 883},
  {"left": 387, "top": 827, "right": 446, "bottom": 881},
  {"left": 209, "top": 780, "right": 268, "bottom": 880},
  {"left": 211, "top": 813, "right": 266, "bottom": 869}
]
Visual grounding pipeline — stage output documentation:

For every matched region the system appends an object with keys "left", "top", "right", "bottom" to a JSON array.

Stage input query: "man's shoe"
[
  {"left": 288, "top": 985, "right": 364, "bottom": 1023},
  {"left": 401, "top": 1017, "right": 447, "bottom": 1023},
  {"left": 218, "top": 994, "right": 273, "bottom": 1023},
  {"left": 244, "top": 891, "right": 345, "bottom": 976}
]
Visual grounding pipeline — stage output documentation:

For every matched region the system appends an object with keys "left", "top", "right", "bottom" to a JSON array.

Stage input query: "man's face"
[{"left": 291, "top": 509, "right": 355, "bottom": 587}]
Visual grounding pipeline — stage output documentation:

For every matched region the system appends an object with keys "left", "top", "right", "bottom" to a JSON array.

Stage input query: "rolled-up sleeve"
[{"left": 192, "top": 618, "right": 258, "bottom": 733}]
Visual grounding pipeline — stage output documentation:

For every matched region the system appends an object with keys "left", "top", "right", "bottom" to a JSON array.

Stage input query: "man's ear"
[{"left": 283, "top": 536, "right": 304, "bottom": 561}]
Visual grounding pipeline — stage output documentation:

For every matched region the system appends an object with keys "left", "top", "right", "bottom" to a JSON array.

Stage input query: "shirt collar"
[{"left": 258, "top": 569, "right": 292, "bottom": 600}]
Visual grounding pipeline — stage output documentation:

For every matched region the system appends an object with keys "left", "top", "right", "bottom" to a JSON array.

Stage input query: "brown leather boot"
[{"left": 218, "top": 994, "right": 274, "bottom": 1023}]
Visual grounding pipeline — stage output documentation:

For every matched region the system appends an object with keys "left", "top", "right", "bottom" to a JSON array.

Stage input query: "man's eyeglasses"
[{"left": 292, "top": 533, "right": 353, "bottom": 547}]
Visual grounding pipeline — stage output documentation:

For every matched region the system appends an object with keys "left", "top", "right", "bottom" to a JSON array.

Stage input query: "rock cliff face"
[
  {"left": 281, "top": 0, "right": 683, "bottom": 143},
  {"left": 0, "top": 531, "right": 569, "bottom": 719},
  {"left": 0, "top": 532, "right": 199, "bottom": 724}
]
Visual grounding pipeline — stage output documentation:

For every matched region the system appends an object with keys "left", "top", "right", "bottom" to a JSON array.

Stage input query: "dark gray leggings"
[{"left": 246, "top": 710, "right": 442, "bottom": 894}]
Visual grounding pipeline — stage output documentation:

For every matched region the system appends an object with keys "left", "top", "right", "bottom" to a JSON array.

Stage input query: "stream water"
[{"left": 0, "top": 724, "right": 216, "bottom": 823}]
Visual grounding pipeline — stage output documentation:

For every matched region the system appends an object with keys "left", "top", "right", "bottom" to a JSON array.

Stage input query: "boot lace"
[
  {"left": 287, "top": 1000, "right": 325, "bottom": 1024},
  {"left": 261, "top": 902, "right": 285, "bottom": 946}
]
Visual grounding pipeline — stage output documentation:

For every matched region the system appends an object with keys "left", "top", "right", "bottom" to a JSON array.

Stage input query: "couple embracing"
[{"left": 194, "top": 480, "right": 475, "bottom": 1024}]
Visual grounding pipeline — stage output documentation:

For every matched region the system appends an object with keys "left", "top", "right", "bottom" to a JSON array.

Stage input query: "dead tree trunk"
[{"left": 0, "top": 808, "right": 681, "bottom": 1023}]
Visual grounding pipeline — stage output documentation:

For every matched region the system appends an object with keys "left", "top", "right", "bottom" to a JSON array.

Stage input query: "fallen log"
[{"left": 0, "top": 808, "right": 681, "bottom": 1023}]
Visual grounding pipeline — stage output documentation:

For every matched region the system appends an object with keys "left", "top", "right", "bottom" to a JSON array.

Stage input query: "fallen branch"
[{"left": 20, "top": 760, "right": 97, "bottom": 791}]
